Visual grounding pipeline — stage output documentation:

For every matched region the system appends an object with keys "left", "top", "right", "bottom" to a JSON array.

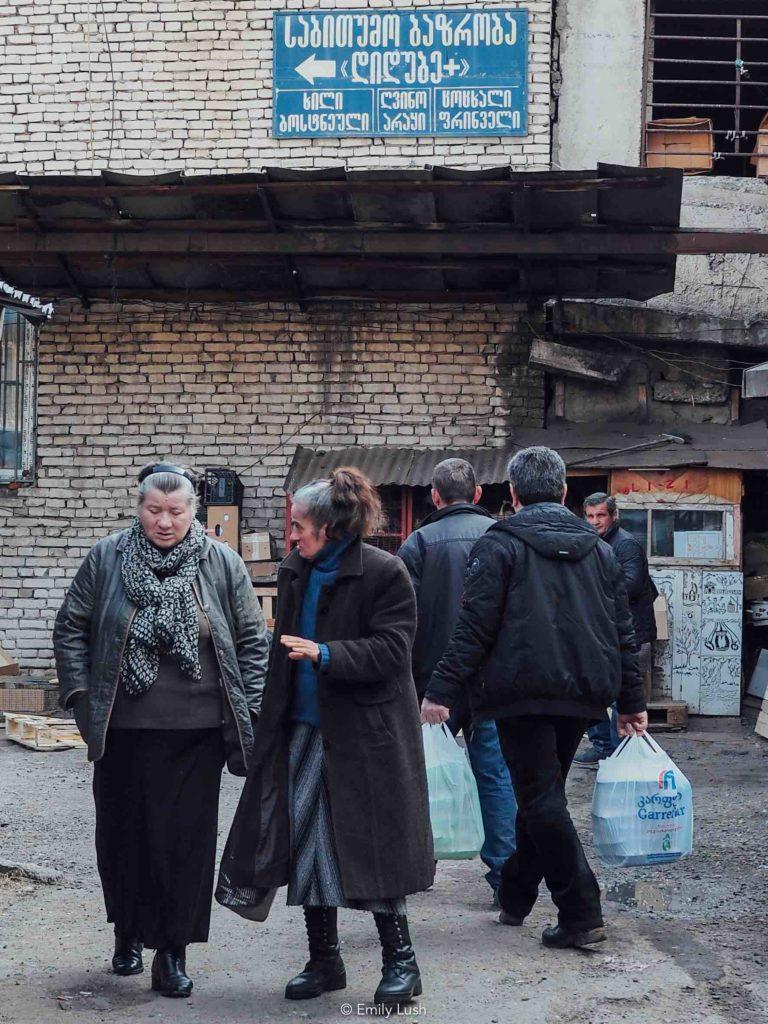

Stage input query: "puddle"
[{"left": 606, "top": 880, "right": 671, "bottom": 911}]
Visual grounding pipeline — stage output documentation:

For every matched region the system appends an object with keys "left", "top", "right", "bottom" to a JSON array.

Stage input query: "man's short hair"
[
  {"left": 432, "top": 458, "right": 477, "bottom": 505},
  {"left": 507, "top": 446, "right": 566, "bottom": 506},
  {"left": 583, "top": 492, "right": 617, "bottom": 516}
]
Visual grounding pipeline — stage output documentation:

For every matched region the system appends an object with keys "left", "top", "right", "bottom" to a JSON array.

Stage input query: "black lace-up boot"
[
  {"left": 373, "top": 913, "right": 422, "bottom": 1005},
  {"left": 285, "top": 907, "right": 346, "bottom": 1000}
]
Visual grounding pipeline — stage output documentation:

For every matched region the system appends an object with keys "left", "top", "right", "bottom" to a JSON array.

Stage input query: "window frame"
[
  {"left": 643, "top": 0, "right": 768, "bottom": 177},
  {"left": 0, "top": 307, "right": 38, "bottom": 486},
  {"left": 616, "top": 500, "right": 740, "bottom": 568}
]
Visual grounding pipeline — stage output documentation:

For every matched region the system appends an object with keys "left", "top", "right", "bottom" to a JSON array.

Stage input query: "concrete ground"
[{"left": 1, "top": 720, "right": 766, "bottom": 1024}]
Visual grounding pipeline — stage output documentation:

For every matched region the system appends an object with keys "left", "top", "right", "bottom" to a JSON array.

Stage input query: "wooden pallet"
[
  {"left": 647, "top": 700, "right": 689, "bottom": 731},
  {"left": 3, "top": 713, "right": 86, "bottom": 751},
  {"left": 253, "top": 586, "right": 278, "bottom": 630}
]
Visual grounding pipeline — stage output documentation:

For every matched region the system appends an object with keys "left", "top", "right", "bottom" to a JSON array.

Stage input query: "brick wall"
[
  {"left": 0, "top": 300, "right": 544, "bottom": 669},
  {"left": 0, "top": 0, "right": 551, "bottom": 174}
]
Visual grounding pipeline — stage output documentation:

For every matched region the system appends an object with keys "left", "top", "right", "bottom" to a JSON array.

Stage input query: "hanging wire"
[
  {"left": 527, "top": 320, "right": 744, "bottom": 389},
  {"left": 98, "top": 0, "right": 118, "bottom": 167}
]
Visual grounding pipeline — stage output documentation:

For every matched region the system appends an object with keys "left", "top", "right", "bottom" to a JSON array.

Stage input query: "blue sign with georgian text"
[{"left": 273, "top": 8, "right": 528, "bottom": 138}]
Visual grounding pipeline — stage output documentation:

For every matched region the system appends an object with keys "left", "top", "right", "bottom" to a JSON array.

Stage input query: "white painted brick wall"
[
  {"left": 0, "top": 0, "right": 552, "bottom": 174},
  {"left": 0, "top": 300, "right": 544, "bottom": 669}
]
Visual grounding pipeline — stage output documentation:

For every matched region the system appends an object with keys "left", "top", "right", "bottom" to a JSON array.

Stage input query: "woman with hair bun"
[
  {"left": 53, "top": 463, "right": 269, "bottom": 998},
  {"left": 217, "top": 467, "right": 434, "bottom": 1006}
]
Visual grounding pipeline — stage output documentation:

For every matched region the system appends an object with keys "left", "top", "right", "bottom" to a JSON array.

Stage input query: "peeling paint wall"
[{"left": 553, "top": 0, "right": 645, "bottom": 170}]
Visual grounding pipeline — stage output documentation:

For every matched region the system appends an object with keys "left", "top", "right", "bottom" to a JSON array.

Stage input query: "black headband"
[{"left": 138, "top": 463, "right": 192, "bottom": 484}]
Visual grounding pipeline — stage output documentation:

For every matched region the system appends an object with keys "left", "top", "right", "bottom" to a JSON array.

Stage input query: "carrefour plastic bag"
[
  {"left": 592, "top": 732, "right": 693, "bottom": 867},
  {"left": 422, "top": 723, "right": 485, "bottom": 860}
]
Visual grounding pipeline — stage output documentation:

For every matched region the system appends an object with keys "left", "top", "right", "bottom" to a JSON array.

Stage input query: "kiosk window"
[{"left": 651, "top": 509, "right": 726, "bottom": 559}]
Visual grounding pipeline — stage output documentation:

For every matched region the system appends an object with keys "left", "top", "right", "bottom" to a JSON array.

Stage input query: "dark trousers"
[
  {"left": 94, "top": 728, "right": 225, "bottom": 949},
  {"left": 495, "top": 715, "right": 603, "bottom": 931}
]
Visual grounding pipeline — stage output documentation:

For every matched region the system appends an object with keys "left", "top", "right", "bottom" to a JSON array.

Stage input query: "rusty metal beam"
[
  {"left": 1, "top": 228, "right": 766, "bottom": 257},
  {"left": 0, "top": 175, "right": 672, "bottom": 199},
  {"left": 36, "top": 287, "right": 556, "bottom": 303}
]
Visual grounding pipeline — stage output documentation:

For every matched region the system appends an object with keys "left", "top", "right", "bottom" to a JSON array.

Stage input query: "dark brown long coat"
[{"left": 217, "top": 539, "right": 435, "bottom": 905}]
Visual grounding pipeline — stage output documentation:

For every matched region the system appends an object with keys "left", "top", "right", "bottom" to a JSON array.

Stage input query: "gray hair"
[
  {"left": 292, "top": 466, "right": 382, "bottom": 539},
  {"left": 507, "top": 446, "right": 566, "bottom": 506},
  {"left": 137, "top": 464, "right": 198, "bottom": 512},
  {"left": 583, "top": 492, "right": 617, "bottom": 516},
  {"left": 293, "top": 480, "right": 334, "bottom": 526},
  {"left": 432, "top": 458, "right": 477, "bottom": 504}
]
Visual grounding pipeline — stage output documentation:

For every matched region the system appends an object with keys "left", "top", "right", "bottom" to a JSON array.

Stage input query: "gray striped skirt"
[{"left": 287, "top": 721, "right": 406, "bottom": 915}]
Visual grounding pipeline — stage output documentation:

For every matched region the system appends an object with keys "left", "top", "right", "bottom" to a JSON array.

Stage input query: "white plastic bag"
[
  {"left": 592, "top": 732, "right": 693, "bottom": 867},
  {"left": 422, "top": 723, "right": 485, "bottom": 860}
]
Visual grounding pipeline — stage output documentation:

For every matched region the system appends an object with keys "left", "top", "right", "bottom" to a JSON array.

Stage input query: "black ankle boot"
[
  {"left": 112, "top": 926, "right": 143, "bottom": 976},
  {"left": 151, "top": 948, "right": 193, "bottom": 998},
  {"left": 285, "top": 907, "right": 346, "bottom": 1000},
  {"left": 373, "top": 913, "right": 422, "bottom": 1005}
]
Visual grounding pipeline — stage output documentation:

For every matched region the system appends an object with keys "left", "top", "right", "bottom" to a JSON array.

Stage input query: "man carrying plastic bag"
[{"left": 422, "top": 447, "right": 647, "bottom": 951}]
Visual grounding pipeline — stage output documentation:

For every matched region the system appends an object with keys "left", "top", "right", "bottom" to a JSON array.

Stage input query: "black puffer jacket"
[
  {"left": 425, "top": 502, "right": 644, "bottom": 721},
  {"left": 603, "top": 522, "right": 658, "bottom": 646},
  {"left": 397, "top": 503, "right": 494, "bottom": 698}
]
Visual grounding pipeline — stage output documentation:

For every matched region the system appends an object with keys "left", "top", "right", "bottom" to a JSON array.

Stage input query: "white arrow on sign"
[{"left": 295, "top": 53, "right": 337, "bottom": 85}]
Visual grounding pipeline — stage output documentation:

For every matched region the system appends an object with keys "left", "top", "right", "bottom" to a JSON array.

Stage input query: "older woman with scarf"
[
  {"left": 53, "top": 463, "right": 269, "bottom": 998},
  {"left": 216, "top": 467, "right": 434, "bottom": 1007}
]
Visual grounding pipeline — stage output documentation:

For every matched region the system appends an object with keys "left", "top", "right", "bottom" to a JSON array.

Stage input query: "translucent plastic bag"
[
  {"left": 422, "top": 723, "right": 485, "bottom": 860},
  {"left": 592, "top": 732, "right": 693, "bottom": 867}
]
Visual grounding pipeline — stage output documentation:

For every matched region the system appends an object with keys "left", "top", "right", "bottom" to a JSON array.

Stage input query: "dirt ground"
[{"left": 1, "top": 718, "right": 766, "bottom": 1024}]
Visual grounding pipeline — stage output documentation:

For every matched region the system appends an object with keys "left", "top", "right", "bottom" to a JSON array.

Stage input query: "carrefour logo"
[{"left": 658, "top": 769, "right": 676, "bottom": 791}]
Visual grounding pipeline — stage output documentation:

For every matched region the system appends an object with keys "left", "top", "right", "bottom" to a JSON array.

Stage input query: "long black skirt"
[{"left": 93, "top": 728, "right": 225, "bottom": 949}]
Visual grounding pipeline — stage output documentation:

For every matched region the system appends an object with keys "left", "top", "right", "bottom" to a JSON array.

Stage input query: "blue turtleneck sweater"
[{"left": 291, "top": 535, "right": 355, "bottom": 726}]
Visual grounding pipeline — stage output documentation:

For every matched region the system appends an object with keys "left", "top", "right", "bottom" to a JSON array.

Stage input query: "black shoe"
[
  {"left": 285, "top": 907, "right": 347, "bottom": 1000},
  {"left": 498, "top": 910, "right": 525, "bottom": 926},
  {"left": 151, "top": 948, "right": 193, "bottom": 997},
  {"left": 112, "top": 927, "right": 143, "bottom": 976},
  {"left": 373, "top": 913, "right": 423, "bottom": 1005},
  {"left": 542, "top": 924, "right": 607, "bottom": 949}
]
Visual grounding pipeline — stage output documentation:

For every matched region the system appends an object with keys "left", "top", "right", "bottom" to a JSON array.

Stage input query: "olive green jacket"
[{"left": 53, "top": 529, "right": 269, "bottom": 775}]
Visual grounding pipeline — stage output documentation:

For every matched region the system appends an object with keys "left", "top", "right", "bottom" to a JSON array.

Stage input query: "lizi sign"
[{"left": 273, "top": 8, "right": 528, "bottom": 138}]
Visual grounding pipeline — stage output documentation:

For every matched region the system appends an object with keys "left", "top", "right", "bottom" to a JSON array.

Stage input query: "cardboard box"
[
  {"left": 645, "top": 117, "right": 713, "bottom": 174},
  {"left": 0, "top": 648, "right": 20, "bottom": 677},
  {"left": 745, "top": 576, "right": 768, "bottom": 602},
  {"left": 653, "top": 595, "right": 670, "bottom": 642},
  {"left": 242, "top": 531, "right": 272, "bottom": 562},
  {"left": 751, "top": 112, "right": 768, "bottom": 177},
  {"left": 247, "top": 560, "right": 279, "bottom": 581},
  {"left": 207, "top": 505, "right": 240, "bottom": 551}
]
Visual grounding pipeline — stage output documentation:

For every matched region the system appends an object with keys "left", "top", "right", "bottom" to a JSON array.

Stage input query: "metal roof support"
[
  {"left": 17, "top": 195, "right": 91, "bottom": 308},
  {"left": 3, "top": 228, "right": 768, "bottom": 257},
  {"left": 256, "top": 186, "right": 307, "bottom": 312}
]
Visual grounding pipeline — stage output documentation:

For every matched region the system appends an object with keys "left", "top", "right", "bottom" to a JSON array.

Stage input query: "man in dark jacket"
[
  {"left": 576, "top": 492, "right": 658, "bottom": 766},
  {"left": 398, "top": 458, "right": 517, "bottom": 902},
  {"left": 422, "top": 447, "right": 647, "bottom": 950}
]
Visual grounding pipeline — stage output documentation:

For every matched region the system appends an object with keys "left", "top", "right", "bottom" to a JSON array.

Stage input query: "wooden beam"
[
  {"left": 529, "top": 337, "right": 624, "bottom": 383},
  {"left": 2, "top": 228, "right": 768, "bottom": 257}
]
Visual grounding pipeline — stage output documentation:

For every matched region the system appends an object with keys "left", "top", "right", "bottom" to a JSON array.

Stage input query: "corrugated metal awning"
[
  {"left": 285, "top": 446, "right": 514, "bottom": 491},
  {"left": 285, "top": 421, "right": 768, "bottom": 491}
]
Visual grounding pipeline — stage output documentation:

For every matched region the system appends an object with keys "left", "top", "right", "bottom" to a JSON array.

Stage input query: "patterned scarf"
[{"left": 119, "top": 518, "right": 206, "bottom": 697}]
